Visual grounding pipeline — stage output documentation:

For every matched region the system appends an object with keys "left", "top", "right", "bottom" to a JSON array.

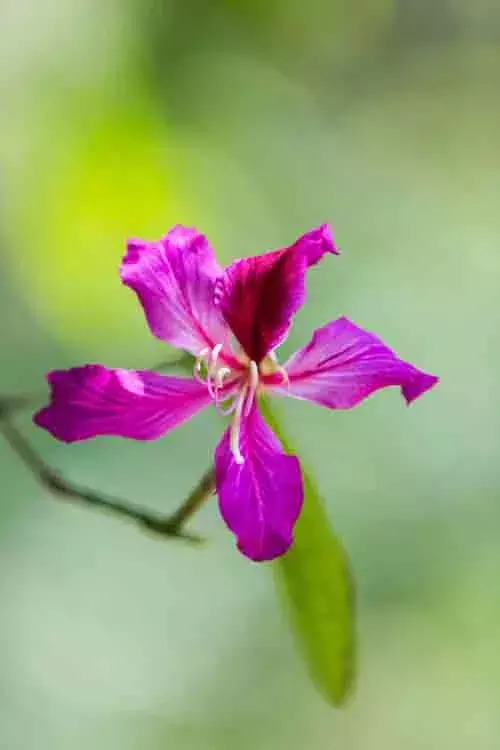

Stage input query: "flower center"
[{"left": 194, "top": 345, "right": 260, "bottom": 465}]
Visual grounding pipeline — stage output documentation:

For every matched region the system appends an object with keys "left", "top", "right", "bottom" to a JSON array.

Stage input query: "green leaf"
[{"left": 260, "top": 398, "right": 356, "bottom": 706}]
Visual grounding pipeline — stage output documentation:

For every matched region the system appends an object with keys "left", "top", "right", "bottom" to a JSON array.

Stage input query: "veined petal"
[
  {"left": 121, "top": 225, "right": 229, "bottom": 356},
  {"left": 214, "top": 224, "right": 338, "bottom": 363},
  {"left": 34, "top": 365, "right": 211, "bottom": 443},
  {"left": 215, "top": 404, "right": 303, "bottom": 562},
  {"left": 275, "top": 317, "right": 438, "bottom": 408}
]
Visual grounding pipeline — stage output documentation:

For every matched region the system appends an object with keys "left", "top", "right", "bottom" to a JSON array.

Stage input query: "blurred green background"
[{"left": 1, "top": 0, "right": 499, "bottom": 747}]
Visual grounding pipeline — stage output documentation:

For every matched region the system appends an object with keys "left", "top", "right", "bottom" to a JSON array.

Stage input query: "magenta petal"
[
  {"left": 33, "top": 365, "right": 211, "bottom": 443},
  {"left": 293, "top": 223, "right": 338, "bottom": 265},
  {"left": 121, "top": 225, "right": 229, "bottom": 356},
  {"left": 215, "top": 224, "right": 338, "bottom": 363},
  {"left": 214, "top": 404, "right": 303, "bottom": 562},
  {"left": 278, "top": 317, "right": 438, "bottom": 408}
]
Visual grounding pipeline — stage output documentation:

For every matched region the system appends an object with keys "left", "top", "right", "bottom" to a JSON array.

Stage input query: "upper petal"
[
  {"left": 34, "top": 365, "right": 211, "bottom": 443},
  {"left": 214, "top": 404, "right": 303, "bottom": 562},
  {"left": 275, "top": 317, "right": 438, "bottom": 408},
  {"left": 121, "top": 225, "right": 229, "bottom": 356},
  {"left": 214, "top": 224, "right": 338, "bottom": 363}
]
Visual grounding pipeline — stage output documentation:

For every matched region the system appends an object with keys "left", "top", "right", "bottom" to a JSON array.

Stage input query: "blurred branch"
[{"left": 0, "top": 395, "right": 214, "bottom": 544}]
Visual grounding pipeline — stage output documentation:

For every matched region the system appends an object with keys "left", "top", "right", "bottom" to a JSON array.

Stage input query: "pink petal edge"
[
  {"left": 214, "top": 224, "right": 338, "bottom": 363},
  {"left": 214, "top": 404, "right": 303, "bottom": 562},
  {"left": 34, "top": 365, "right": 211, "bottom": 443},
  {"left": 271, "top": 317, "right": 438, "bottom": 409},
  {"left": 121, "top": 225, "right": 229, "bottom": 357}
]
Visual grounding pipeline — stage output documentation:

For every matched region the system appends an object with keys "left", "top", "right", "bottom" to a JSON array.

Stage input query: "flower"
[{"left": 34, "top": 224, "right": 438, "bottom": 562}]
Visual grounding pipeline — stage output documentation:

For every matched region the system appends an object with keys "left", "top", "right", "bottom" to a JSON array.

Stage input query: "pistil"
[{"left": 230, "top": 389, "right": 246, "bottom": 465}]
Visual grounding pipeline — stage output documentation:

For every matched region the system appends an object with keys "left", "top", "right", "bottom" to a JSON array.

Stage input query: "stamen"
[
  {"left": 215, "top": 367, "right": 231, "bottom": 391},
  {"left": 206, "top": 376, "right": 216, "bottom": 399},
  {"left": 215, "top": 390, "right": 239, "bottom": 417},
  {"left": 244, "top": 360, "right": 259, "bottom": 416},
  {"left": 259, "top": 351, "right": 289, "bottom": 386},
  {"left": 214, "top": 367, "right": 236, "bottom": 415},
  {"left": 210, "top": 343, "right": 223, "bottom": 371},
  {"left": 230, "top": 389, "right": 246, "bottom": 465},
  {"left": 276, "top": 366, "right": 289, "bottom": 386},
  {"left": 194, "top": 347, "right": 210, "bottom": 382},
  {"left": 205, "top": 343, "right": 224, "bottom": 398},
  {"left": 194, "top": 345, "right": 260, "bottom": 464}
]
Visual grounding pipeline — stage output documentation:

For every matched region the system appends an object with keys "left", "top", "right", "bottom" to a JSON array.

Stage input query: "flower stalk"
[{"left": 0, "top": 394, "right": 212, "bottom": 543}]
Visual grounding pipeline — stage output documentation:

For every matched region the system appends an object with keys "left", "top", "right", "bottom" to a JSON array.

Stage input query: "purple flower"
[{"left": 34, "top": 225, "right": 438, "bottom": 562}]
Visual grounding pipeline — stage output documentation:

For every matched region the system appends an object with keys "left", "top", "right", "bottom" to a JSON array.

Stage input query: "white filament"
[
  {"left": 277, "top": 366, "right": 289, "bottom": 386},
  {"left": 193, "top": 347, "right": 210, "bottom": 383},
  {"left": 214, "top": 367, "right": 238, "bottom": 416},
  {"left": 209, "top": 343, "right": 223, "bottom": 371},
  {"left": 230, "top": 389, "right": 246, "bottom": 465},
  {"left": 215, "top": 366, "right": 231, "bottom": 392},
  {"left": 215, "top": 392, "right": 240, "bottom": 417},
  {"left": 244, "top": 361, "right": 259, "bottom": 416},
  {"left": 194, "top": 347, "right": 267, "bottom": 465}
]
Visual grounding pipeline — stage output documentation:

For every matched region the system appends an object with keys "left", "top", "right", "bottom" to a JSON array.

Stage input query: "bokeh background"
[{"left": 1, "top": 0, "right": 499, "bottom": 747}]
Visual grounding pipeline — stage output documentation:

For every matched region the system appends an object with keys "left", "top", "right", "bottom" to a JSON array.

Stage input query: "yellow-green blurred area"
[{"left": 1, "top": 0, "right": 499, "bottom": 747}]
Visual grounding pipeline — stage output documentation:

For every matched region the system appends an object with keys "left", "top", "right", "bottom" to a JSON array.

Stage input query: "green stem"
[{"left": 0, "top": 394, "right": 213, "bottom": 544}]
